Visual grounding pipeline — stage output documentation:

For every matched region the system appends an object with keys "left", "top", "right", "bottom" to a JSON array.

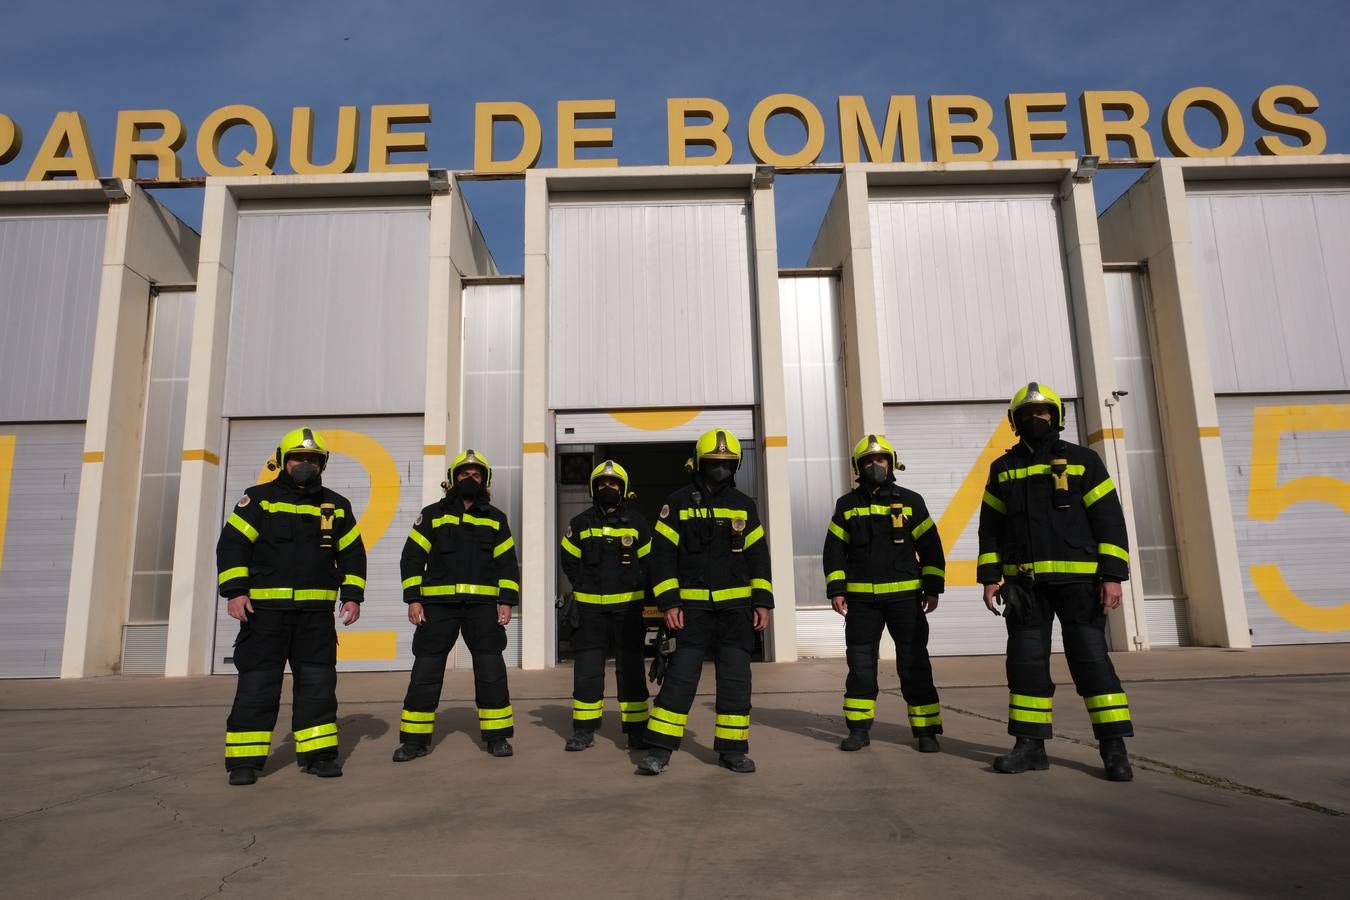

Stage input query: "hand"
[
  {"left": 227, "top": 595, "right": 253, "bottom": 622},
  {"left": 407, "top": 602, "right": 426, "bottom": 626},
  {"left": 753, "top": 607, "right": 770, "bottom": 632},
  {"left": 664, "top": 607, "right": 684, "bottom": 631},
  {"left": 830, "top": 595, "right": 847, "bottom": 616},
  {"left": 983, "top": 583, "right": 1003, "bottom": 616},
  {"left": 922, "top": 595, "right": 939, "bottom": 614},
  {"left": 1100, "top": 580, "right": 1123, "bottom": 613},
  {"left": 339, "top": 601, "right": 360, "bottom": 626},
  {"left": 497, "top": 604, "right": 513, "bottom": 626}
]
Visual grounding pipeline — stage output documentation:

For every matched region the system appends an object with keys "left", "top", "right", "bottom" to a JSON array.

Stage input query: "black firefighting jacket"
[
  {"left": 560, "top": 500, "right": 653, "bottom": 605},
  {"left": 976, "top": 437, "right": 1130, "bottom": 585},
  {"left": 822, "top": 482, "right": 946, "bottom": 600},
  {"left": 650, "top": 480, "right": 773, "bottom": 611},
  {"left": 216, "top": 472, "right": 367, "bottom": 609},
  {"left": 400, "top": 494, "right": 521, "bottom": 606}
]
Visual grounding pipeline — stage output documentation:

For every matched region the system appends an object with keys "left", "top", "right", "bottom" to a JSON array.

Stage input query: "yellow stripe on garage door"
[
  {"left": 337, "top": 631, "right": 399, "bottom": 661},
  {"left": 0, "top": 435, "right": 14, "bottom": 576}
]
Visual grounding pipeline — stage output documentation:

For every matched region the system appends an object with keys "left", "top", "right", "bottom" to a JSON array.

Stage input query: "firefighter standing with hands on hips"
[
  {"left": 978, "top": 382, "right": 1136, "bottom": 781},
  {"left": 392, "top": 449, "right": 521, "bottom": 761},
  {"left": 636, "top": 428, "right": 773, "bottom": 776},
  {"left": 217, "top": 427, "right": 366, "bottom": 786},
  {"left": 823, "top": 435, "right": 946, "bottom": 753},
  {"left": 558, "top": 460, "right": 653, "bottom": 752}
]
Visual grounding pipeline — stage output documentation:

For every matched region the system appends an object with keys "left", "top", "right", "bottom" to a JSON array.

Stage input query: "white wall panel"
[
  {"left": 0, "top": 214, "right": 105, "bottom": 421},
  {"left": 869, "top": 193, "right": 1078, "bottom": 402},
  {"left": 1219, "top": 394, "right": 1350, "bottom": 646},
  {"left": 547, "top": 201, "right": 757, "bottom": 409},
  {"left": 213, "top": 417, "right": 425, "bottom": 672},
  {"left": 0, "top": 423, "right": 83, "bottom": 677},
  {"left": 1190, "top": 187, "right": 1350, "bottom": 394},
  {"left": 780, "top": 277, "right": 849, "bottom": 611},
  {"left": 224, "top": 207, "right": 429, "bottom": 417}
]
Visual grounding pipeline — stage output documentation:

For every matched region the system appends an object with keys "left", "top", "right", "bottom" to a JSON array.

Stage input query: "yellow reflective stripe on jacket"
[
  {"left": 996, "top": 464, "right": 1087, "bottom": 482},
  {"left": 431, "top": 513, "right": 459, "bottom": 528},
  {"left": 982, "top": 491, "right": 1006, "bottom": 515},
  {"left": 420, "top": 583, "right": 502, "bottom": 598},
  {"left": 843, "top": 503, "right": 911, "bottom": 520},
  {"left": 561, "top": 536, "right": 581, "bottom": 558},
  {"left": 652, "top": 577, "right": 678, "bottom": 597},
  {"left": 1002, "top": 560, "right": 1099, "bottom": 576},
  {"left": 218, "top": 566, "right": 248, "bottom": 585},
  {"left": 678, "top": 586, "right": 754, "bottom": 602},
  {"left": 1098, "top": 542, "right": 1130, "bottom": 563},
  {"left": 678, "top": 507, "right": 748, "bottom": 522},
  {"left": 249, "top": 587, "right": 339, "bottom": 601},
  {"left": 911, "top": 517, "right": 935, "bottom": 539},
  {"left": 921, "top": 566, "right": 944, "bottom": 579},
  {"left": 825, "top": 569, "right": 845, "bottom": 583},
  {"left": 977, "top": 552, "right": 1001, "bottom": 566},
  {"left": 494, "top": 536, "right": 515, "bottom": 558},
  {"left": 227, "top": 513, "right": 259, "bottom": 542},
  {"left": 846, "top": 579, "right": 922, "bottom": 594},
  {"left": 751, "top": 578, "right": 772, "bottom": 593},
  {"left": 579, "top": 526, "right": 641, "bottom": 540},
  {"left": 743, "top": 525, "right": 765, "bottom": 549},
  {"left": 259, "top": 501, "right": 348, "bottom": 517},
  {"left": 827, "top": 521, "right": 848, "bottom": 542},
  {"left": 654, "top": 521, "right": 680, "bottom": 545},
  {"left": 498, "top": 578, "right": 519, "bottom": 593},
  {"left": 402, "top": 575, "right": 423, "bottom": 590},
  {"left": 342, "top": 574, "right": 365, "bottom": 589},
  {"left": 1082, "top": 477, "right": 1116, "bottom": 508},
  {"left": 637, "top": 541, "right": 652, "bottom": 558},
  {"left": 337, "top": 526, "right": 362, "bottom": 552},
  {"left": 462, "top": 513, "right": 500, "bottom": 530},
  {"left": 574, "top": 591, "right": 643, "bottom": 604},
  {"left": 408, "top": 528, "right": 432, "bottom": 552}
]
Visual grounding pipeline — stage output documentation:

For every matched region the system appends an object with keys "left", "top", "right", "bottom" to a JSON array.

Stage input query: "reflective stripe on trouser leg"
[
  {"left": 294, "top": 721, "right": 338, "bottom": 756},
  {"left": 619, "top": 700, "right": 650, "bottom": 732},
  {"left": 572, "top": 698, "right": 604, "bottom": 731},
  {"left": 714, "top": 712, "right": 750, "bottom": 754},
  {"left": 843, "top": 697, "right": 876, "bottom": 730},
  {"left": 224, "top": 731, "right": 272, "bottom": 768},
  {"left": 478, "top": 705, "right": 514, "bottom": 739},
  {"left": 1084, "top": 692, "right": 1134, "bottom": 740},
  {"left": 1008, "top": 693, "right": 1054, "bottom": 739},
  {"left": 642, "top": 618, "right": 707, "bottom": 751},
  {"left": 400, "top": 709, "right": 436, "bottom": 745},
  {"left": 907, "top": 702, "right": 942, "bottom": 736},
  {"left": 645, "top": 706, "right": 688, "bottom": 747}
]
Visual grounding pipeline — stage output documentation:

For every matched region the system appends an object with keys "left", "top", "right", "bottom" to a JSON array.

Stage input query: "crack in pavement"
[
  {"left": 936, "top": 700, "right": 1346, "bottom": 818},
  {"left": 0, "top": 771, "right": 177, "bottom": 823},
  {"left": 198, "top": 845, "right": 267, "bottom": 900}
]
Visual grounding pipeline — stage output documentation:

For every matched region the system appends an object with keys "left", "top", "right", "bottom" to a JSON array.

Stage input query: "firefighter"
[
  {"left": 392, "top": 449, "right": 520, "bottom": 761},
  {"left": 636, "top": 428, "right": 772, "bottom": 776},
  {"left": 978, "top": 382, "right": 1135, "bottom": 782},
  {"left": 218, "top": 426, "right": 366, "bottom": 786},
  {"left": 823, "top": 434, "right": 946, "bottom": 754},
  {"left": 558, "top": 460, "right": 652, "bottom": 751}
]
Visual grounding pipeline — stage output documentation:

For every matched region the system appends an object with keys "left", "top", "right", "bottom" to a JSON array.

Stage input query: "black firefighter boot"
[
  {"left": 227, "top": 767, "right": 258, "bottom": 786},
  {"left": 392, "top": 742, "right": 429, "bottom": 763},
  {"left": 840, "top": 728, "right": 871, "bottom": 751},
  {"left": 564, "top": 729, "right": 596, "bottom": 752},
  {"left": 916, "top": 734, "right": 941, "bottom": 753},
  {"left": 635, "top": 747, "right": 671, "bottom": 776},
  {"left": 718, "top": 752, "right": 757, "bottom": 774},
  {"left": 303, "top": 756, "right": 344, "bottom": 778},
  {"left": 1099, "top": 737, "right": 1134, "bottom": 782},
  {"left": 487, "top": 738, "right": 514, "bottom": 757},
  {"left": 993, "top": 737, "right": 1049, "bottom": 774}
]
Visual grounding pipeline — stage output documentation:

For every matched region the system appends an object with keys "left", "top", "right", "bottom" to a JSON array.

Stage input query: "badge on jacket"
[
  {"left": 659, "top": 504, "right": 670, "bottom": 519},
  {"left": 621, "top": 534, "right": 634, "bottom": 547},
  {"left": 415, "top": 513, "right": 423, "bottom": 525},
  {"left": 236, "top": 495, "right": 250, "bottom": 508}
]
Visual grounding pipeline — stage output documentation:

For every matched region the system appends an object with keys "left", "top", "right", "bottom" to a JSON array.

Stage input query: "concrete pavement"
[{"left": 1, "top": 645, "right": 1347, "bottom": 899}]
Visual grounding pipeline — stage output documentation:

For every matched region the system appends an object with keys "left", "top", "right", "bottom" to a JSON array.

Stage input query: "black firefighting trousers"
[
  {"left": 842, "top": 598, "right": 943, "bottom": 737},
  {"left": 224, "top": 608, "right": 339, "bottom": 771},
  {"left": 1003, "top": 579, "right": 1134, "bottom": 741},
  {"left": 571, "top": 601, "right": 650, "bottom": 733},
  {"left": 643, "top": 606, "right": 755, "bottom": 755},
  {"left": 398, "top": 602, "right": 513, "bottom": 745}
]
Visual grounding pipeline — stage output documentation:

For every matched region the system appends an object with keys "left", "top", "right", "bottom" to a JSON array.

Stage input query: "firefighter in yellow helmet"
[
  {"left": 392, "top": 449, "right": 521, "bottom": 761},
  {"left": 217, "top": 427, "right": 367, "bottom": 786},
  {"left": 558, "top": 460, "right": 653, "bottom": 752},
  {"left": 823, "top": 434, "right": 946, "bottom": 753},
  {"left": 637, "top": 428, "right": 773, "bottom": 776},
  {"left": 978, "top": 382, "right": 1135, "bottom": 781}
]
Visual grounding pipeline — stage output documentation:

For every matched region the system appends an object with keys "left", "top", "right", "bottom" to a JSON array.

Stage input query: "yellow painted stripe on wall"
[
  {"left": 763, "top": 435, "right": 788, "bottom": 447},
  {"left": 423, "top": 444, "right": 446, "bottom": 456},
  {"left": 523, "top": 442, "right": 548, "bottom": 454},
  {"left": 336, "top": 631, "right": 398, "bottom": 661},
  {"left": 0, "top": 435, "right": 14, "bottom": 577},
  {"left": 1198, "top": 426, "right": 1222, "bottom": 438},
  {"left": 82, "top": 451, "right": 104, "bottom": 463},
  {"left": 182, "top": 449, "right": 221, "bottom": 465},
  {"left": 1086, "top": 428, "right": 1125, "bottom": 445}
]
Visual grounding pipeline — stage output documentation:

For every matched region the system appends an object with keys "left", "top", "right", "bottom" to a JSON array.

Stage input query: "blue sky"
[{"left": 2, "top": 0, "right": 1346, "bottom": 270}]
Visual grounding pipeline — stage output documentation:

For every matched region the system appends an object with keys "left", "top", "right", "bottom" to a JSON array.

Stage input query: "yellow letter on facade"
[
  {"left": 290, "top": 106, "right": 361, "bottom": 175},
  {"left": 0, "top": 114, "right": 21, "bottom": 166},
  {"left": 1252, "top": 85, "right": 1327, "bottom": 156},
  {"left": 1005, "top": 93, "right": 1074, "bottom": 161},
  {"left": 1163, "top": 87, "right": 1244, "bottom": 158},
  {"left": 25, "top": 111, "right": 100, "bottom": 181},
  {"left": 474, "top": 102, "right": 542, "bottom": 174},
  {"left": 112, "top": 110, "right": 185, "bottom": 180},
  {"left": 929, "top": 95, "right": 999, "bottom": 162},
  {"left": 667, "top": 98, "right": 733, "bottom": 166},
  {"left": 369, "top": 103, "right": 430, "bottom": 173},
  {"left": 837, "top": 95, "right": 921, "bottom": 164},
  {"left": 196, "top": 105, "right": 277, "bottom": 176},
  {"left": 747, "top": 94, "right": 825, "bottom": 167},
  {"left": 557, "top": 99, "right": 617, "bottom": 168},
  {"left": 1079, "top": 91, "right": 1156, "bottom": 161}
]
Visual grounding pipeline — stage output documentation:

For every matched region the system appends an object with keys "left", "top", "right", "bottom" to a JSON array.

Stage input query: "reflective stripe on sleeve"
[
  {"left": 408, "top": 528, "right": 432, "bottom": 553},
  {"left": 227, "top": 513, "right": 259, "bottom": 542},
  {"left": 1082, "top": 477, "right": 1116, "bottom": 508},
  {"left": 982, "top": 491, "right": 1006, "bottom": 515},
  {"left": 218, "top": 566, "right": 248, "bottom": 585},
  {"left": 337, "top": 526, "right": 362, "bottom": 551}
]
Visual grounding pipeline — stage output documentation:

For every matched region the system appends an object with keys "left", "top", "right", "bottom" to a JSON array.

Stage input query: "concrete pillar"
[
  {"left": 165, "top": 183, "right": 239, "bottom": 676},
  {"left": 422, "top": 189, "right": 459, "bottom": 505},
  {"left": 838, "top": 167, "right": 887, "bottom": 439},
  {"left": 748, "top": 182, "right": 798, "bottom": 662}
]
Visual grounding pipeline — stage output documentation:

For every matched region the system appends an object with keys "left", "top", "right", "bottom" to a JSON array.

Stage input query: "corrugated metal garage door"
[
  {"left": 0, "top": 424, "right": 84, "bottom": 677},
  {"left": 1218, "top": 394, "right": 1350, "bottom": 646},
  {"left": 212, "top": 417, "right": 426, "bottom": 672}
]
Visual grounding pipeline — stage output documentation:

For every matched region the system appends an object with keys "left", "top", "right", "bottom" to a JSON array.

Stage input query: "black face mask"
[
  {"left": 595, "top": 486, "right": 622, "bottom": 508},
  {"left": 701, "top": 463, "right": 734, "bottom": 486},
  {"left": 861, "top": 463, "right": 889, "bottom": 486},
  {"left": 289, "top": 462, "right": 321, "bottom": 487},
  {"left": 455, "top": 478, "right": 485, "bottom": 501},
  {"left": 1020, "top": 417, "right": 1055, "bottom": 443}
]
